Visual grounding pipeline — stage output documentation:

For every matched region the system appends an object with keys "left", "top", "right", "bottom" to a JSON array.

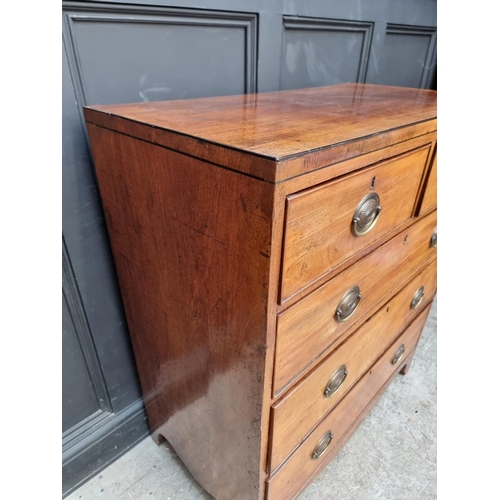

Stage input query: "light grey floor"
[{"left": 69, "top": 299, "right": 437, "bottom": 500}]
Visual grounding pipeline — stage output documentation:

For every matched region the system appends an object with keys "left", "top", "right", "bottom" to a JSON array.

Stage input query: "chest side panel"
[{"left": 86, "top": 123, "right": 275, "bottom": 500}]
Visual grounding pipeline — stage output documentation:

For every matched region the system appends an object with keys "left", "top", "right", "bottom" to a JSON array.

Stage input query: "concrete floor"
[{"left": 68, "top": 299, "right": 437, "bottom": 500}]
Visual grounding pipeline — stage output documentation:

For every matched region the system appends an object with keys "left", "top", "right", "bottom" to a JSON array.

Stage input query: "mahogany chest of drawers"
[{"left": 84, "top": 83, "right": 437, "bottom": 500}]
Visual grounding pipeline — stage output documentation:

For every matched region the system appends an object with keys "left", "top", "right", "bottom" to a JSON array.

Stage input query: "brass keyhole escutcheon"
[
  {"left": 352, "top": 192, "right": 382, "bottom": 236},
  {"left": 324, "top": 365, "right": 348, "bottom": 398},
  {"left": 335, "top": 286, "right": 362, "bottom": 322}
]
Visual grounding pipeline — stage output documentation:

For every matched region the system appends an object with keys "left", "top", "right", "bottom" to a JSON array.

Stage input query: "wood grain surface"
[
  {"left": 86, "top": 124, "right": 275, "bottom": 500},
  {"left": 266, "top": 305, "right": 431, "bottom": 500},
  {"left": 269, "top": 260, "right": 436, "bottom": 472},
  {"left": 84, "top": 84, "right": 436, "bottom": 182},
  {"left": 272, "top": 132, "right": 436, "bottom": 310},
  {"left": 84, "top": 83, "right": 438, "bottom": 500},
  {"left": 274, "top": 209, "right": 437, "bottom": 395},
  {"left": 281, "top": 145, "right": 431, "bottom": 301}
]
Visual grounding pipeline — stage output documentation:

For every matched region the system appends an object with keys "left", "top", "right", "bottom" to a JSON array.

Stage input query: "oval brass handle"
[
  {"left": 430, "top": 227, "right": 437, "bottom": 248},
  {"left": 411, "top": 286, "right": 425, "bottom": 310},
  {"left": 335, "top": 286, "right": 362, "bottom": 322},
  {"left": 324, "top": 365, "right": 348, "bottom": 398},
  {"left": 392, "top": 344, "right": 406, "bottom": 365},
  {"left": 311, "top": 431, "right": 333, "bottom": 460},
  {"left": 352, "top": 192, "right": 382, "bottom": 236}
]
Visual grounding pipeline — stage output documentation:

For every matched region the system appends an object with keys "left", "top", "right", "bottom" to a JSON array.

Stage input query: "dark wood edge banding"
[{"left": 84, "top": 107, "right": 436, "bottom": 184}]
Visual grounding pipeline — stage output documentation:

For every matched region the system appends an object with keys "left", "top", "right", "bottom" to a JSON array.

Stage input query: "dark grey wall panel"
[
  {"left": 62, "top": 399, "right": 149, "bottom": 496},
  {"left": 373, "top": 25, "right": 437, "bottom": 88},
  {"left": 62, "top": 238, "right": 112, "bottom": 442},
  {"left": 64, "top": 3, "right": 257, "bottom": 105},
  {"left": 280, "top": 17, "right": 373, "bottom": 90},
  {"left": 63, "top": 10, "right": 148, "bottom": 495},
  {"left": 62, "top": 2, "right": 259, "bottom": 496},
  {"left": 62, "top": 0, "right": 436, "bottom": 496},
  {"left": 256, "top": 11, "right": 283, "bottom": 92},
  {"left": 62, "top": 293, "right": 100, "bottom": 433},
  {"left": 62, "top": 36, "right": 141, "bottom": 416},
  {"left": 283, "top": 0, "right": 437, "bottom": 26}
]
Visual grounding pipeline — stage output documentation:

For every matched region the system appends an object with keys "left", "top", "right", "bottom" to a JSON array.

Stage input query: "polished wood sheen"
[
  {"left": 84, "top": 83, "right": 437, "bottom": 182},
  {"left": 267, "top": 305, "right": 431, "bottom": 500},
  {"left": 281, "top": 145, "right": 431, "bottom": 301},
  {"left": 84, "top": 83, "right": 437, "bottom": 500},
  {"left": 269, "top": 259, "right": 436, "bottom": 472},
  {"left": 85, "top": 124, "right": 274, "bottom": 500},
  {"left": 274, "top": 209, "right": 437, "bottom": 395}
]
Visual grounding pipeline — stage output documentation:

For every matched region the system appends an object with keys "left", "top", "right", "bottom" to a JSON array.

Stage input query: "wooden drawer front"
[
  {"left": 267, "top": 305, "right": 430, "bottom": 500},
  {"left": 274, "top": 209, "right": 436, "bottom": 395},
  {"left": 280, "top": 145, "right": 431, "bottom": 302},
  {"left": 419, "top": 151, "right": 437, "bottom": 214},
  {"left": 269, "top": 259, "right": 436, "bottom": 472}
]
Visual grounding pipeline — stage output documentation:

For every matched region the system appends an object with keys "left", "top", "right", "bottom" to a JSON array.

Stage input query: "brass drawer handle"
[
  {"left": 411, "top": 286, "right": 425, "bottom": 310},
  {"left": 335, "top": 286, "right": 362, "bottom": 322},
  {"left": 430, "top": 227, "right": 437, "bottom": 248},
  {"left": 392, "top": 344, "right": 406, "bottom": 365},
  {"left": 324, "top": 365, "right": 348, "bottom": 398},
  {"left": 311, "top": 431, "right": 333, "bottom": 460},
  {"left": 352, "top": 192, "right": 382, "bottom": 236}
]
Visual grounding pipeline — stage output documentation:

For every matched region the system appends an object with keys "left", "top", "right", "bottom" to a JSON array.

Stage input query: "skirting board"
[{"left": 63, "top": 400, "right": 150, "bottom": 497}]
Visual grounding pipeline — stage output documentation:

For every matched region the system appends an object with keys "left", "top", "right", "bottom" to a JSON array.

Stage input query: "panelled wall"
[{"left": 62, "top": 0, "right": 436, "bottom": 495}]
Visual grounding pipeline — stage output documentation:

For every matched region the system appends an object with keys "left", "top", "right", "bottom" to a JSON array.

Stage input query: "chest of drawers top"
[
  {"left": 84, "top": 83, "right": 437, "bottom": 183},
  {"left": 85, "top": 83, "right": 437, "bottom": 500}
]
